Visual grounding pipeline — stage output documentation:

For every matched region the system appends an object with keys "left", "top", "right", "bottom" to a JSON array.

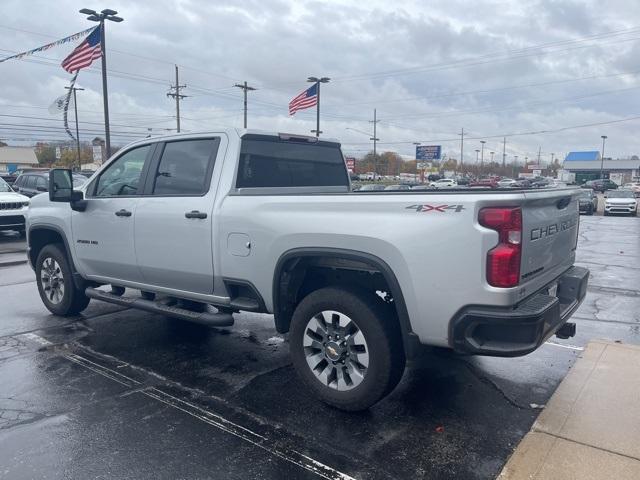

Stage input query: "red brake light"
[{"left": 479, "top": 207, "right": 522, "bottom": 288}]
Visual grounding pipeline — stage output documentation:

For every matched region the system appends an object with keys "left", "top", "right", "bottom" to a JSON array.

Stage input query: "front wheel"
[
  {"left": 36, "top": 244, "right": 90, "bottom": 316},
  {"left": 289, "top": 287, "right": 406, "bottom": 411}
]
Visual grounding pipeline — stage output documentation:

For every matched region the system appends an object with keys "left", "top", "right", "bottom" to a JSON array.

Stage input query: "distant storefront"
[
  {"left": 0, "top": 147, "right": 39, "bottom": 174},
  {"left": 562, "top": 151, "right": 640, "bottom": 185}
]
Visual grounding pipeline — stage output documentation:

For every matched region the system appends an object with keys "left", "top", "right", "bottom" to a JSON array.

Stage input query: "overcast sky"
[{"left": 2, "top": 0, "right": 640, "bottom": 164}]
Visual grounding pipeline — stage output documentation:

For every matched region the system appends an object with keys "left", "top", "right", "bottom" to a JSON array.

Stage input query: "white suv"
[
  {"left": 604, "top": 190, "right": 638, "bottom": 216},
  {"left": 0, "top": 176, "right": 29, "bottom": 236}
]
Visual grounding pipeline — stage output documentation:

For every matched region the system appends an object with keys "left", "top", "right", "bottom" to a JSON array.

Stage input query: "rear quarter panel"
[{"left": 217, "top": 190, "right": 543, "bottom": 347}]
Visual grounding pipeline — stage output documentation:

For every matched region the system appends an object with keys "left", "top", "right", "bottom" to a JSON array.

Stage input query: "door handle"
[
  {"left": 185, "top": 210, "right": 207, "bottom": 219},
  {"left": 115, "top": 209, "right": 132, "bottom": 217}
]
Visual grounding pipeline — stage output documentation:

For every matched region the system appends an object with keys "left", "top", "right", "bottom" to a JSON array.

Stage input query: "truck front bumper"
[{"left": 450, "top": 266, "right": 589, "bottom": 357}]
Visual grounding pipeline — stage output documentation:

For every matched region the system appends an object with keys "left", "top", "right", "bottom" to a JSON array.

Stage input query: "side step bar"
[{"left": 85, "top": 288, "right": 234, "bottom": 327}]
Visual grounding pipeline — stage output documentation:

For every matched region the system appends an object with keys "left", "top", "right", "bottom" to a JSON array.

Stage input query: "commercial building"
[
  {"left": 0, "top": 146, "right": 39, "bottom": 174},
  {"left": 561, "top": 151, "right": 640, "bottom": 185}
]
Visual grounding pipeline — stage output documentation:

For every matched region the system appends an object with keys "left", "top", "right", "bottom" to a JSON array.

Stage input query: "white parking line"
[
  {"left": 17, "top": 332, "right": 356, "bottom": 480},
  {"left": 544, "top": 341, "right": 584, "bottom": 351}
]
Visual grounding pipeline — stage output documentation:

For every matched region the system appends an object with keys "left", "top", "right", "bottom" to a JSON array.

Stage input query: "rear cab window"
[{"left": 236, "top": 134, "right": 349, "bottom": 191}]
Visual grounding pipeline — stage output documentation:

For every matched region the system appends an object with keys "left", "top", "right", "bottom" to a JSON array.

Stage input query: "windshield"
[
  {"left": 0, "top": 177, "right": 12, "bottom": 192},
  {"left": 606, "top": 190, "right": 634, "bottom": 198}
]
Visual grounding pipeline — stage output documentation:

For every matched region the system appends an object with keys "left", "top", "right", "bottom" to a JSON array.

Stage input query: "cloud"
[{"left": 1, "top": 0, "right": 639, "bottom": 161}]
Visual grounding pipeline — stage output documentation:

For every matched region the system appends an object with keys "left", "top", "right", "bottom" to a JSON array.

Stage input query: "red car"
[{"left": 468, "top": 177, "right": 499, "bottom": 188}]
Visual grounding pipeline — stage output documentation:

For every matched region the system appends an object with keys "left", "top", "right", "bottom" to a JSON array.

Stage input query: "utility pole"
[
  {"left": 513, "top": 155, "right": 519, "bottom": 178},
  {"left": 65, "top": 86, "right": 84, "bottom": 171},
  {"left": 458, "top": 127, "right": 464, "bottom": 171},
  {"left": 480, "top": 140, "right": 486, "bottom": 174},
  {"left": 167, "top": 65, "right": 187, "bottom": 133},
  {"left": 79, "top": 8, "right": 123, "bottom": 157},
  {"left": 502, "top": 137, "right": 506, "bottom": 169},
  {"left": 537, "top": 146, "right": 542, "bottom": 164},
  {"left": 307, "top": 76, "right": 330, "bottom": 137},
  {"left": 600, "top": 135, "right": 607, "bottom": 179},
  {"left": 370, "top": 108, "right": 380, "bottom": 176},
  {"left": 234, "top": 81, "right": 256, "bottom": 129}
]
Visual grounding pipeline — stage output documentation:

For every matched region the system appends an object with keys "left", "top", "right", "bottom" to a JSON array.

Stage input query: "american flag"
[
  {"left": 61, "top": 27, "right": 101, "bottom": 73},
  {"left": 289, "top": 83, "right": 318, "bottom": 115}
]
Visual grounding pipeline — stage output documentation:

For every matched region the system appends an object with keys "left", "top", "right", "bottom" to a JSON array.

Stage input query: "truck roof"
[{"left": 119, "top": 129, "right": 341, "bottom": 151}]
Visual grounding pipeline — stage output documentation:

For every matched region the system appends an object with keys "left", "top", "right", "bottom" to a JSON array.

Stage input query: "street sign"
[
  {"left": 345, "top": 157, "right": 356, "bottom": 173},
  {"left": 55, "top": 146, "right": 61, "bottom": 160},
  {"left": 416, "top": 145, "right": 441, "bottom": 161},
  {"left": 92, "top": 145, "right": 102, "bottom": 164}
]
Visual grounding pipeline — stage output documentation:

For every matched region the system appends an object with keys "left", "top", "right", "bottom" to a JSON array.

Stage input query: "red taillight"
[{"left": 479, "top": 207, "right": 522, "bottom": 288}]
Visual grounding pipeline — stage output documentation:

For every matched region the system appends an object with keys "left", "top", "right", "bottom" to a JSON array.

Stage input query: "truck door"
[
  {"left": 134, "top": 137, "right": 222, "bottom": 295},
  {"left": 72, "top": 144, "right": 154, "bottom": 282}
]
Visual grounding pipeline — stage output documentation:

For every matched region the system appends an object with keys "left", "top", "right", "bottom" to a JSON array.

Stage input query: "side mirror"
[
  {"left": 49, "top": 169, "right": 73, "bottom": 202},
  {"left": 36, "top": 185, "right": 47, "bottom": 192}
]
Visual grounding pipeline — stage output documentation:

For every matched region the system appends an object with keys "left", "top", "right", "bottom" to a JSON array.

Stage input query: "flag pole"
[
  {"left": 307, "top": 76, "right": 330, "bottom": 137},
  {"left": 79, "top": 8, "right": 124, "bottom": 158}
]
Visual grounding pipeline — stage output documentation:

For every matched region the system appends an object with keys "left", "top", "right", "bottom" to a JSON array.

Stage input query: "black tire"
[
  {"left": 36, "top": 243, "right": 90, "bottom": 316},
  {"left": 289, "top": 286, "right": 406, "bottom": 411}
]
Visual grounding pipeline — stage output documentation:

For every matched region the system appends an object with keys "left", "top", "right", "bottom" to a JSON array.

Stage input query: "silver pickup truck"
[{"left": 26, "top": 130, "right": 589, "bottom": 410}]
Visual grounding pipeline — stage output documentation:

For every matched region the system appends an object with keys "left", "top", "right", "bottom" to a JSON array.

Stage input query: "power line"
[{"left": 340, "top": 114, "right": 640, "bottom": 146}]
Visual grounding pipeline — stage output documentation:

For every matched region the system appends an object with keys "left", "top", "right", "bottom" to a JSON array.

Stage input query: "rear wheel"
[
  {"left": 289, "top": 287, "right": 405, "bottom": 411},
  {"left": 36, "top": 244, "right": 90, "bottom": 316}
]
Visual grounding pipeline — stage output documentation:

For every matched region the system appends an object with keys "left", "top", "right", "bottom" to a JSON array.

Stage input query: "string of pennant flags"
[
  {"left": 0, "top": 26, "right": 95, "bottom": 63},
  {"left": 0, "top": 26, "right": 101, "bottom": 143}
]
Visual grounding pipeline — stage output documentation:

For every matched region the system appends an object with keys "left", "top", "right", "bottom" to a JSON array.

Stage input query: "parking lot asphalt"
[{"left": 0, "top": 214, "right": 639, "bottom": 480}]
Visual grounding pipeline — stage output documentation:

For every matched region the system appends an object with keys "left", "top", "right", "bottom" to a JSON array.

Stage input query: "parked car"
[
  {"left": 0, "top": 176, "right": 29, "bottom": 236},
  {"left": 427, "top": 174, "right": 442, "bottom": 182},
  {"left": 410, "top": 184, "right": 433, "bottom": 190},
  {"left": 357, "top": 184, "right": 385, "bottom": 191},
  {"left": 13, "top": 171, "right": 88, "bottom": 197},
  {"left": 578, "top": 189, "right": 598, "bottom": 215},
  {"left": 515, "top": 178, "right": 532, "bottom": 188},
  {"left": 622, "top": 182, "right": 640, "bottom": 197},
  {"left": 455, "top": 177, "right": 470, "bottom": 186},
  {"left": 27, "top": 129, "right": 588, "bottom": 411},
  {"left": 603, "top": 190, "right": 637, "bottom": 216},
  {"left": 468, "top": 177, "right": 499, "bottom": 188},
  {"left": 582, "top": 179, "right": 618, "bottom": 193},
  {"left": 384, "top": 184, "right": 411, "bottom": 191},
  {"left": 429, "top": 178, "right": 457, "bottom": 189},
  {"left": 1, "top": 174, "right": 18, "bottom": 186},
  {"left": 497, "top": 178, "right": 518, "bottom": 188}
]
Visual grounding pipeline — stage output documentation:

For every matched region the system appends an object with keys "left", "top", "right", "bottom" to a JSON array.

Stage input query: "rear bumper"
[{"left": 450, "top": 266, "right": 589, "bottom": 357}]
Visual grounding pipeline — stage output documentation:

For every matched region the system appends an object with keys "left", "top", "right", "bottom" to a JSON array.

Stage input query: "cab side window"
[
  {"left": 151, "top": 139, "right": 219, "bottom": 195},
  {"left": 95, "top": 145, "right": 151, "bottom": 197}
]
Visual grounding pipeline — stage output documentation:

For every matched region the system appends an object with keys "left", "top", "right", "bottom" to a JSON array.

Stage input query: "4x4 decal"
[{"left": 406, "top": 204, "right": 465, "bottom": 213}]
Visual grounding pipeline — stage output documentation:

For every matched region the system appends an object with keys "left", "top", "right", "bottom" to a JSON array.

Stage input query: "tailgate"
[{"left": 520, "top": 189, "right": 580, "bottom": 284}]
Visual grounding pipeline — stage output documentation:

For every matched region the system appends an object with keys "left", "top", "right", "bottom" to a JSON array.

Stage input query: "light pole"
[
  {"left": 65, "top": 86, "right": 84, "bottom": 171},
  {"left": 475, "top": 149, "right": 480, "bottom": 174},
  {"left": 490, "top": 151, "right": 495, "bottom": 164},
  {"left": 307, "top": 76, "right": 330, "bottom": 137},
  {"left": 370, "top": 109, "right": 380, "bottom": 175},
  {"left": 458, "top": 128, "right": 464, "bottom": 171},
  {"left": 480, "top": 140, "right": 486, "bottom": 174},
  {"left": 600, "top": 135, "right": 607, "bottom": 179},
  {"left": 79, "top": 8, "right": 123, "bottom": 158}
]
